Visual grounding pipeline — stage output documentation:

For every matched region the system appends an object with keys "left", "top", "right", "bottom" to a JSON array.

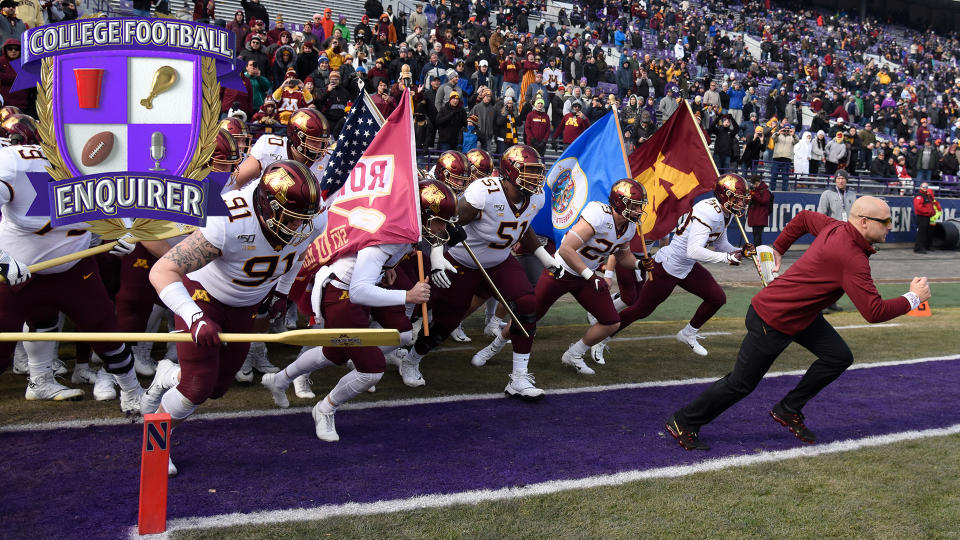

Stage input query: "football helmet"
[
  {"left": 254, "top": 160, "right": 322, "bottom": 248},
  {"left": 0, "top": 106, "right": 22, "bottom": 123},
  {"left": 609, "top": 178, "right": 648, "bottom": 223},
  {"left": 433, "top": 150, "right": 472, "bottom": 193},
  {"left": 286, "top": 108, "right": 330, "bottom": 163},
  {"left": 419, "top": 179, "right": 458, "bottom": 246},
  {"left": 209, "top": 129, "right": 242, "bottom": 173},
  {"left": 465, "top": 148, "right": 493, "bottom": 182},
  {"left": 0, "top": 114, "right": 41, "bottom": 146},
  {"left": 713, "top": 173, "right": 750, "bottom": 216},
  {"left": 218, "top": 117, "right": 251, "bottom": 154},
  {"left": 499, "top": 144, "right": 545, "bottom": 195}
]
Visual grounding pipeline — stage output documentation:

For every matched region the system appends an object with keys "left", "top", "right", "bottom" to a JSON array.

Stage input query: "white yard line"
[
  {"left": 2, "top": 354, "right": 955, "bottom": 434},
  {"left": 134, "top": 423, "right": 960, "bottom": 539}
]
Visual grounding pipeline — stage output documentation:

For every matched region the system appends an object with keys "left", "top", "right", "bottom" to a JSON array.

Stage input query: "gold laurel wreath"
[{"left": 34, "top": 25, "right": 220, "bottom": 241}]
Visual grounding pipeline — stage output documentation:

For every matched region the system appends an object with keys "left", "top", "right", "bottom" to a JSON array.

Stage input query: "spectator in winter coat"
[
  {"left": 554, "top": 101, "right": 590, "bottom": 147},
  {"left": 469, "top": 88, "right": 497, "bottom": 150},
  {"left": 913, "top": 182, "right": 940, "bottom": 253},
  {"left": 244, "top": 59, "right": 272, "bottom": 110},
  {"left": 793, "top": 131, "right": 813, "bottom": 177},
  {"left": 316, "top": 71, "right": 351, "bottom": 130},
  {"left": 270, "top": 45, "right": 296, "bottom": 89},
  {"left": 435, "top": 69, "right": 460, "bottom": 110},
  {"left": 370, "top": 78, "right": 396, "bottom": 118},
  {"left": 824, "top": 131, "right": 848, "bottom": 175},
  {"left": 710, "top": 115, "right": 739, "bottom": 171},
  {"left": 436, "top": 91, "right": 467, "bottom": 151},
  {"left": 810, "top": 130, "right": 827, "bottom": 174},
  {"left": 0, "top": 38, "right": 26, "bottom": 109},
  {"left": 524, "top": 97, "right": 551, "bottom": 156},
  {"left": 293, "top": 40, "right": 319, "bottom": 81},
  {"left": 740, "top": 126, "right": 765, "bottom": 176},
  {"left": 240, "top": 0, "right": 267, "bottom": 25},
  {"left": 746, "top": 176, "right": 772, "bottom": 245},
  {"left": 226, "top": 10, "right": 250, "bottom": 54},
  {"left": 495, "top": 96, "right": 521, "bottom": 154},
  {"left": 239, "top": 35, "right": 269, "bottom": 76}
]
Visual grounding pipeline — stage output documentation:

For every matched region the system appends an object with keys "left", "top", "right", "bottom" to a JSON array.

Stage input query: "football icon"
[{"left": 81, "top": 131, "right": 115, "bottom": 167}]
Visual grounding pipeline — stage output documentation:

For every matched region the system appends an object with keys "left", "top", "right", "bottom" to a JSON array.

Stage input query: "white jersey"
[
  {"left": 557, "top": 201, "right": 635, "bottom": 274},
  {"left": 188, "top": 181, "right": 326, "bottom": 307},
  {"left": 248, "top": 134, "right": 326, "bottom": 184},
  {"left": 654, "top": 197, "right": 736, "bottom": 279},
  {"left": 0, "top": 145, "right": 91, "bottom": 273},
  {"left": 327, "top": 243, "right": 411, "bottom": 307},
  {"left": 448, "top": 177, "right": 545, "bottom": 269}
]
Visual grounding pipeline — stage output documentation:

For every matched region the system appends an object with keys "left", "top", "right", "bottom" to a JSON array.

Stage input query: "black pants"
[
  {"left": 751, "top": 226, "right": 764, "bottom": 246},
  {"left": 915, "top": 215, "right": 930, "bottom": 252},
  {"left": 676, "top": 305, "right": 853, "bottom": 430}
]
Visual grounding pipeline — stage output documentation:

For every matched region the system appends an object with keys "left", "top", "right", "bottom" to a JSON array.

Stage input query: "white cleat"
[
  {"left": 140, "top": 359, "right": 178, "bottom": 414},
  {"left": 471, "top": 339, "right": 506, "bottom": 367},
  {"left": 676, "top": 330, "right": 708, "bottom": 356},
  {"left": 293, "top": 374, "right": 315, "bottom": 399},
  {"left": 586, "top": 310, "right": 599, "bottom": 326},
  {"left": 12, "top": 343, "right": 28, "bottom": 375},
  {"left": 25, "top": 374, "right": 84, "bottom": 401},
  {"left": 261, "top": 372, "right": 290, "bottom": 409},
  {"left": 561, "top": 349, "right": 596, "bottom": 375},
  {"left": 367, "top": 385, "right": 376, "bottom": 393},
  {"left": 399, "top": 359, "right": 425, "bottom": 387},
  {"left": 590, "top": 338, "right": 610, "bottom": 365},
  {"left": 52, "top": 358, "right": 68, "bottom": 376},
  {"left": 483, "top": 318, "right": 503, "bottom": 339},
  {"left": 450, "top": 325, "right": 471, "bottom": 342},
  {"left": 93, "top": 368, "right": 118, "bottom": 401},
  {"left": 504, "top": 371, "right": 545, "bottom": 402},
  {"left": 119, "top": 385, "right": 145, "bottom": 415},
  {"left": 284, "top": 304, "right": 299, "bottom": 330},
  {"left": 133, "top": 344, "right": 157, "bottom": 376},
  {"left": 384, "top": 348, "right": 407, "bottom": 368},
  {"left": 71, "top": 363, "right": 99, "bottom": 385},
  {"left": 248, "top": 343, "right": 279, "bottom": 374},
  {"left": 235, "top": 358, "right": 255, "bottom": 383},
  {"left": 311, "top": 404, "right": 340, "bottom": 442},
  {"left": 168, "top": 457, "right": 178, "bottom": 478}
]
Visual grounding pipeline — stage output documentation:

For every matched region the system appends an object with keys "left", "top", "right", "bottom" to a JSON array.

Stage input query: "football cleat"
[
  {"left": 399, "top": 358, "right": 425, "bottom": 387},
  {"left": 384, "top": 347, "right": 407, "bottom": 368},
  {"left": 676, "top": 329, "right": 708, "bottom": 356},
  {"left": 93, "top": 368, "right": 118, "bottom": 401},
  {"left": 119, "top": 385, "right": 145, "bottom": 415},
  {"left": 53, "top": 358, "right": 68, "bottom": 376},
  {"left": 140, "top": 359, "right": 179, "bottom": 415},
  {"left": 561, "top": 349, "right": 596, "bottom": 375},
  {"left": 311, "top": 404, "right": 340, "bottom": 442},
  {"left": 261, "top": 372, "right": 290, "bottom": 409},
  {"left": 483, "top": 317, "right": 504, "bottom": 339},
  {"left": 12, "top": 343, "right": 28, "bottom": 374},
  {"left": 665, "top": 414, "right": 710, "bottom": 451},
  {"left": 133, "top": 344, "right": 158, "bottom": 376},
  {"left": 168, "top": 457, "right": 178, "bottom": 478},
  {"left": 284, "top": 303, "right": 299, "bottom": 329},
  {"left": 450, "top": 325, "right": 471, "bottom": 342},
  {"left": 293, "top": 374, "right": 315, "bottom": 399},
  {"left": 504, "top": 371, "right": 545, "bottom": 402},
  {"left": 25, "top": 374, "right": 84, "bottom": 401},
  {"left": 770, "top": 402, "right": 817, "bottom": 444},
  {"left": 471, "top": 338, "right": 506, "bottom": 367},
  {"left": 71, "top": 363, "right": 99, "bottom": 385},
  {"left": 249, "top": 342, "right": 279, "bottom": 374},
  {"left": 590, "top": 338, "right": 610, "bottom": 365}
]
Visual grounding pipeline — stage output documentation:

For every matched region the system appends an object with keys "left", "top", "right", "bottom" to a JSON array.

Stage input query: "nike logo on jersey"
[{"left": 82, "top": 273, "right": 93, "bottom": 280}]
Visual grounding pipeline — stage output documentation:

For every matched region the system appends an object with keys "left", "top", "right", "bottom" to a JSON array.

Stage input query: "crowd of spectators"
[{"left": 3, "top": 0, "right": 960, "bottom": 193}]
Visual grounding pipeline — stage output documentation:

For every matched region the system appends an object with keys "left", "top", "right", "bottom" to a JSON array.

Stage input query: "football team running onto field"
[{"left": 0, "top": 106, "right": 930, "bottom": 475}]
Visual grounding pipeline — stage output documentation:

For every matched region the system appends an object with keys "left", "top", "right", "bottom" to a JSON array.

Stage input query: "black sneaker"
[
  {"left": 665, "top": 414, "right": 710, "bottom": 451},
  {"left": 770, "top": 402, "right": 816, "bottom": 444}
]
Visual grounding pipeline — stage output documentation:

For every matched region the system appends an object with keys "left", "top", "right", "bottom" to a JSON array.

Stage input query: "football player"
[
  {"left": 231, "top": 108, "right": 331, "bottom": 189},
  {"left": 613, "top": 174, "right": 756, "bottom": 356},
  {"left": 261, "top": 180, "right": 456, "bottom": 441},
  {"left": 143, "top": 160, "right": 323, "bottom": 476},
  {"left": 402, "top": 144, "right": 556, "bottom": 400},
  {"left": 472, "top": 179, "right": 652, "bottom": 375},
  {"left": 217, "top": 117, "right": 252, "bottom": 157},
  {"left": 0, "top": 115, "right": 144, "bottom": 407}
]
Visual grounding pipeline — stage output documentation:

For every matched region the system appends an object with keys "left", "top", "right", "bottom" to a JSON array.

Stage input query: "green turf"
[{"left": 176, "top": 434, "right": 960, "bottom": 540}]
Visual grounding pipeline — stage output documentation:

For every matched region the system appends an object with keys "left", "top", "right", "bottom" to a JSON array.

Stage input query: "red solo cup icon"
[{"left": 74, "top": 68, "right": 105, "bottom": 109}]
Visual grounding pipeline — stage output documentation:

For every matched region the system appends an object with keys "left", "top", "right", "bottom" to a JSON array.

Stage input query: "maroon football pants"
[
  {"left": 617, "top": 261, "right": 726, "bottom": 333},
  {"left": 534, "top": 269, "right": 619, "bottom": 325},
  {"left": 319, "top": 283, "right": 412, "bottom": 373},
  {"left": 115, "top": 244, "right": 162, "bottom": 333}
]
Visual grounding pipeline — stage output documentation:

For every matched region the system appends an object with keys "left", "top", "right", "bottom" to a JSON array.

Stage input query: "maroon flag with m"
[{"left": 629, "top": 101, "right": 718, "bottom": 242}]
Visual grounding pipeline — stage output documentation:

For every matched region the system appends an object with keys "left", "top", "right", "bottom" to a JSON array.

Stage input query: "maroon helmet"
[
  {"left": 465, "top": 148, "right": 493, "bottom": 181},
  {"left": 714, "top": 173, "right": 750, "bottom": 216},
  {"left": 419, "top": 179, "right": 458, "bottom": 246},
  {"left": 0, "top": 114, "right": 41, "bottom": 146},
  {"left": 286, "top": 108, "right": 330, "bottom": 164},
  {"left": 209, "top": 129, "right": 241, "bottom": 173},
  {"left": 499, "top": 144, "right": 545, "bottom": 195},
  {"left": 254, "top": 159, "right": 322, "bottom": 248},
  {"left": 609, "top": 178, "right": 648, "bottom": 223},
  {"left": 218, "top": 117, "right": 251, "bottom": 154},
  {"left": 433, "top": 150, "right": 472, "bottom": 192},
  {"left": 0, "top": 106, "right": 22, "bottom": 123}
]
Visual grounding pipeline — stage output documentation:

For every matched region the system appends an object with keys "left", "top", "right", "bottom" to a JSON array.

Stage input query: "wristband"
[
  {"left": 580, "top": 267, "right": 594, "bottom": 280},
  {"left": 902, "top": 291, "right": 920, "bottom": 311},
  {"left": 158, "top": 281, "right": 203, "bottom": 324},
  {"left": 604, "top": 270, "right": 615, "bottom": 279}
]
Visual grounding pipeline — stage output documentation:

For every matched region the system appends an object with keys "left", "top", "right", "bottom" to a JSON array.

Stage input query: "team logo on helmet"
[
  {"left": 609, "top": 178, "right": 647, "bottom": 223},
  {"left": 421, "top": 182, "right": 447, "bottom": 214},
  {"left": 263, "top": 168, "right": 297, "bottom": 204},
  {"left": 714, "top": 173, "right": 750, "bottom": 217}
]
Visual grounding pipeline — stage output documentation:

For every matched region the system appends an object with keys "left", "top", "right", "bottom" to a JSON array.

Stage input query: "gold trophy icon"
[{"left": 140, "top": 66, "right": 178, "bottom": 109}]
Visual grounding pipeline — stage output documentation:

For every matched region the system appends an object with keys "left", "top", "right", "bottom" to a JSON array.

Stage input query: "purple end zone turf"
[{"left": 1, "top": 359, "right": 958, "bottom": 540}]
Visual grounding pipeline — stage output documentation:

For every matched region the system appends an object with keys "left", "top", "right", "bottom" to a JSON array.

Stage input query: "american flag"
[{"left": 318, "top": 90, "right": 385, "bottom": 198}]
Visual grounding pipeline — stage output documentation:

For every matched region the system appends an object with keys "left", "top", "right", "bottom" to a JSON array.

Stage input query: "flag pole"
[
  {"left": 732, "top": 213, "right": 767, "bottom": 287},
  {"left": 460, "top": 243, "right": 529, "bottom": 338},
  {"left": 416, "top": 250, "right": 430, "bottom": 336}
]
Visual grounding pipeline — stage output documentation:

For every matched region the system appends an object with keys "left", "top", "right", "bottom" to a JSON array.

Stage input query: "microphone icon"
[{"left": 149, "top": 131, "right": 166, "bottom": 171}]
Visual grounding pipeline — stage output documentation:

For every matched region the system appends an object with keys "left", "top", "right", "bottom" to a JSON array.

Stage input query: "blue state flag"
[{"left": 534, "top": 111, "right": 630, "bottom": 246}]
